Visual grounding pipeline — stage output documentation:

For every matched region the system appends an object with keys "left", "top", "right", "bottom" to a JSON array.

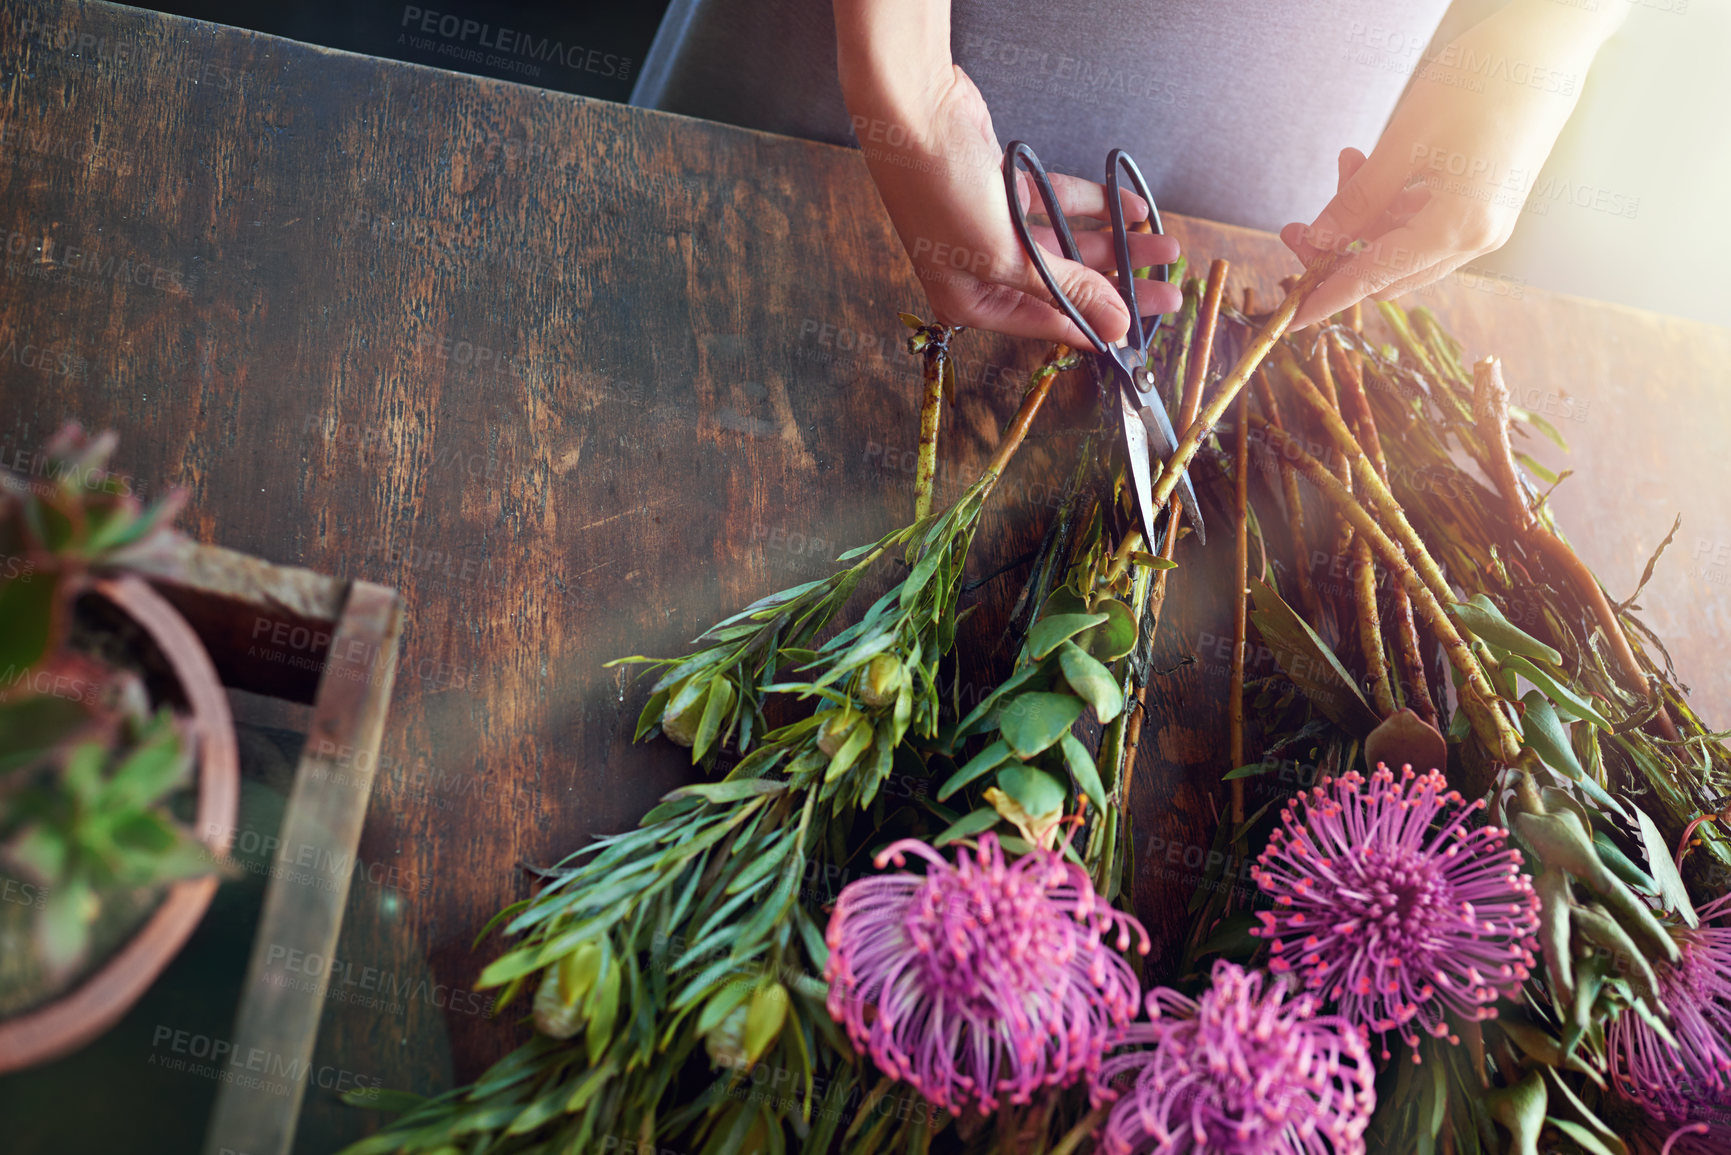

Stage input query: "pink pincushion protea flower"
[
  {"left": 1250, "top": 765, "right": 1540, "bottom": 1059},
  {"left": 1089, "top": 961, "right": 1376, "bottom": 1155},
  {"left": 1611, "top": 891, "right": 1731, "bottom": 1123},
  {"left": 823, "top": 833, "right": 1148, "bottom": 1115}
]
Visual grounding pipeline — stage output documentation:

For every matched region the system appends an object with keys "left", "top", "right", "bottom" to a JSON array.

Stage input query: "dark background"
[{"left": 129, "top": 0, "right": 670, "bottom": 102}]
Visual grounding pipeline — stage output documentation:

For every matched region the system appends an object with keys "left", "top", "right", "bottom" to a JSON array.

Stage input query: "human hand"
[
  {"left": 836, "top": 0, "right": 1178, "bottom": 347},
  {"left": 1281, "top": 0, "right": 1624, "bottom": 328}
]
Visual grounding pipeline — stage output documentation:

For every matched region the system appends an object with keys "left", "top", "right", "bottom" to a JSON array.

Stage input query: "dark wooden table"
[{"left": 2, "top": 1, "right": 1729, "bottom": 1150}]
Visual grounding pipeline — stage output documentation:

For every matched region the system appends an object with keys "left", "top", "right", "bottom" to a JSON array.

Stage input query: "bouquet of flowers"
[{"left": 343, "top": 259, "right": 1731, "bottom": 1155}]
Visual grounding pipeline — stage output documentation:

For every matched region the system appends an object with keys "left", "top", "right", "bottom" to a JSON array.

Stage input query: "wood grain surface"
[{"left": 1, "top": 1, "right": 1728, "bottom": 1150}]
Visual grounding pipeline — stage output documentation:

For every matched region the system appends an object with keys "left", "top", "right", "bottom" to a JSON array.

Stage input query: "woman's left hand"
[{"left": 1281, "top": 0, "right": 1627, "bottom": 328}]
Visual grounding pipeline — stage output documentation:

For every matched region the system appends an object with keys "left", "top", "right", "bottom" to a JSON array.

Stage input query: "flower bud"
[
  {"left": 816, "top": 709, "right": 856, "bottom": 756},
  {"left": 659, "top": 676, "right": 711, "bottom": 747},
  {"left": 857, "top": 653, "right": 902, "bottom": 708},
  {"left": 704, "top": 1001, "right": 750, "bottom": 1068},
  {"left": 531, "top": 942, "right": 602, "bottom": 1039}
]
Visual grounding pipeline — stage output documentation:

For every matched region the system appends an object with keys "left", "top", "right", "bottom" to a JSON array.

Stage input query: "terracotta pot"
[{"left": 0, "top": 574, "right": 240, "bottom": 1072}]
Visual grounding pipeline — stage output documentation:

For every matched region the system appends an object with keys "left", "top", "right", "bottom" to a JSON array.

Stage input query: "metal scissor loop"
[
  {"left": 1001, "top": 140, "right": 1205, "bottom": 545},
  {"left": 1104, "top": 148, "right": 1166, "bottom": 368}
]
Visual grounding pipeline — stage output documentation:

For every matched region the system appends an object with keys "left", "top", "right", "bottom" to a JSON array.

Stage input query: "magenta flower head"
[
  {"left": 1090, "top": 960, "right": 1376, "bottom": 1155},
  {"left": 1250, "top": 765, "right": 1540, "bottom": 1059},
  {"left": 823, "top": 833, "right": 1148, "bottom": 1115},
  {"left": 1610, "top": 891, "right": 1731, "bottom": 1122}
]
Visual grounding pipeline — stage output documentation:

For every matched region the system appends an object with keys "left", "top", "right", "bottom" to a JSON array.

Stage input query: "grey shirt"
[{"left": 634, "top": 0, "right": 1454, "bottom": 232}]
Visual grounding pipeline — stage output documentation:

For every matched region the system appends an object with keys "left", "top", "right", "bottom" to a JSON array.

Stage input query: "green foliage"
[{"left": 0, "top": 424, "right": 204, "bottom": 987}]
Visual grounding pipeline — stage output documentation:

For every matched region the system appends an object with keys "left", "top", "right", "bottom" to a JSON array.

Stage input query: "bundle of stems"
[{"left": 1180, "top": 290, "right": 1731, "bottom": 1155}]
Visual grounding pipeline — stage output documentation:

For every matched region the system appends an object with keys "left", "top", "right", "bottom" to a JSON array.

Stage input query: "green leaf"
[
  {"left": 691, "top": 676, "right": 736, "bottom": 762},
  {"left": 1081, "top": 599, "right": 1138, "bottom": 662},
  {"left": 743, "top": 983, "right": 789, "bottom": 1065},
  {"left": 1038, "top": 587, "right": 1090, "bottom": 619},
  {"left": 343, "top": 1088, "right": 427, "bottom": 1114},
  {"left": 1591, "top": 830, "right": 1656, "bottom": 895},
  {"left": 951, "top": 663, "right": 1048, "bottom": 742},
  {"left": 1221, "top": 761, "right": 1275, "bottom": 780},
  {"left": 0, "top": 693, "right": 92, "bottom": 775},
  {"left": 103, "top": 718, "right": 190, "bottom": 808},
  {"left": 7, "top": 825, "right": 69, "bottom": 883},
  {"left": 1486, "top": 1069, "right": 1546, "bottom": 1155},
  {"left": 938, "top": 738, "right": 1011, "bottom": 801},
  {"left": 1549, "top": 1119, "right": 1621, "bottom": 1155},
  {"left": 0, "top": 567, "right": 60, "bottom": 672},
  {"left": 994, "top": 764, "right": 1066, "bottom": 820},
  {"left": 1632, "top": 806, "right": 1697, "bottom": 927},
  {"left": 1057, "top": 641, "right": 1123, "bottom": 723},
  {"left": 664, "top": 779, "right": 785, "bottom": 804},
  {"left": 584, "top": 958, "right": 621, "bottom": 1067},
  {"left": 1501, "top": 654, "right": 1612, "bottom": 730},
  {"left": 1248, "top": 580, "right": 1380, "bottom": 736},
  {"left": 38, "top": 877, "right": 94, "bottom": 974},
  {"left": 998, "top": 692, "right": 1085, "bottom": 758},
  {"left": 1058, "top": 733, "right": 1106, "bottom": 811},
  {"left": 1520, "top": 692, "right": 1583, "bottom": 780},
  {"left": 634, "top": 685, "right": 672, "bottom": 742},
  {"left": 824, "top": 720, "right": 874, "bottom": 782},
  {"left": 1449, "top": 595, "right": 1563, "bottom": 666},
  {"left": 933, "top": 807, "right": 999, "bottom": 846},
  {"left": 1024, "top": 613, "right": 1108, "bottom": 661}
]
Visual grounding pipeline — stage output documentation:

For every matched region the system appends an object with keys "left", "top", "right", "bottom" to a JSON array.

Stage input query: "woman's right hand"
[{"left": 836, "top": 0, "right": 1178, "bottom": 348}]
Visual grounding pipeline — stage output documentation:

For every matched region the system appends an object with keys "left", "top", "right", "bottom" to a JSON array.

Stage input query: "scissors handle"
[
  {"left": 1105, "top": 149, "right": 1167, "bottom": 357},
  {"left": 1003, "top": 140, "right": 1108, "bottom": 357}
]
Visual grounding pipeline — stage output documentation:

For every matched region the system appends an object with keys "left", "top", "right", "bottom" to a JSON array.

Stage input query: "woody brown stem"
[
  {"left": 1249, "top": 416, "right": 1521, "bottom": 761},
  {"left": 982, "top": 344, "right": 1072, "bottom": 488},
  {"left": 1146, "top": 255, "right": 1341, "bottom": 513},
  {"left": 1333, "top": 332, "right": 1435, "bottom": 726},
  {"left": 1180, "top": 261, "right": 1231, "bottom": 432},
  {"left": 1282, "top": 365, "right": 1456, "bottom": 614},
  {"left": 1148, "top": 262, "right": 1231, "bottom": 626},
  {"left": 914, "top": 335, "right": 949, "bottom": 519},
  {"left": 1354, "top": 533, "right": 1395, "bottom": 717},
  {"left": 1471, "top": 356, "right": 1679, "bottom": 742}
]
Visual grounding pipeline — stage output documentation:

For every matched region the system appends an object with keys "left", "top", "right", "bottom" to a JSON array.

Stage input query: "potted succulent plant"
[{"left": 0, "top": 424, "right": 238, "bottom": 1071}]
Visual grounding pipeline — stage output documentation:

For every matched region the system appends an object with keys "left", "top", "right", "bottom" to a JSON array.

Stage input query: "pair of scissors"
[{"left": 1001, "top": 141, "right": 1205, "bottom": 547}]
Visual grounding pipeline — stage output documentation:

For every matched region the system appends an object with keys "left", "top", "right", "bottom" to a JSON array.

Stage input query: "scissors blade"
[
  {"left": 1138, "top": 392, "right": 1207, "bottom": 545},
  {"left": 1117, "top": 383, "right": 1162, "bottom": 551}
]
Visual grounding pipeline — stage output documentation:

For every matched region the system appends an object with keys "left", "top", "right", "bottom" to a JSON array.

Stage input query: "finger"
[
  {"left": 1299, "top": 144, "right": 1414, "bottom": 260},
  {"left": 1045, "top": 170, "right": 1151, "bottom": 225},
  {"left": 1289, "top": 201, "right": 1470, "bottom": 328},
  {"left": 1027, "top": 224, "right": 1179, "bottom": 272},
  {"left": 940, "top": 282, "right": 1102, "bottom": 348},
  {"left": 1282, "top": 149, "right": 1370, "bottom": 265},
  {"left": 1280, "top": 187, "right": 1426, "bottom": 268},
  {"left": 1337, "top": 145, "right": 1367, "bottom": 187},
  {"left": 1000, "top": 249, "right": 1132, "bottom": 346},
  {"left": 1369, "top": 249, "right": 1480, "bottom": 306}
]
